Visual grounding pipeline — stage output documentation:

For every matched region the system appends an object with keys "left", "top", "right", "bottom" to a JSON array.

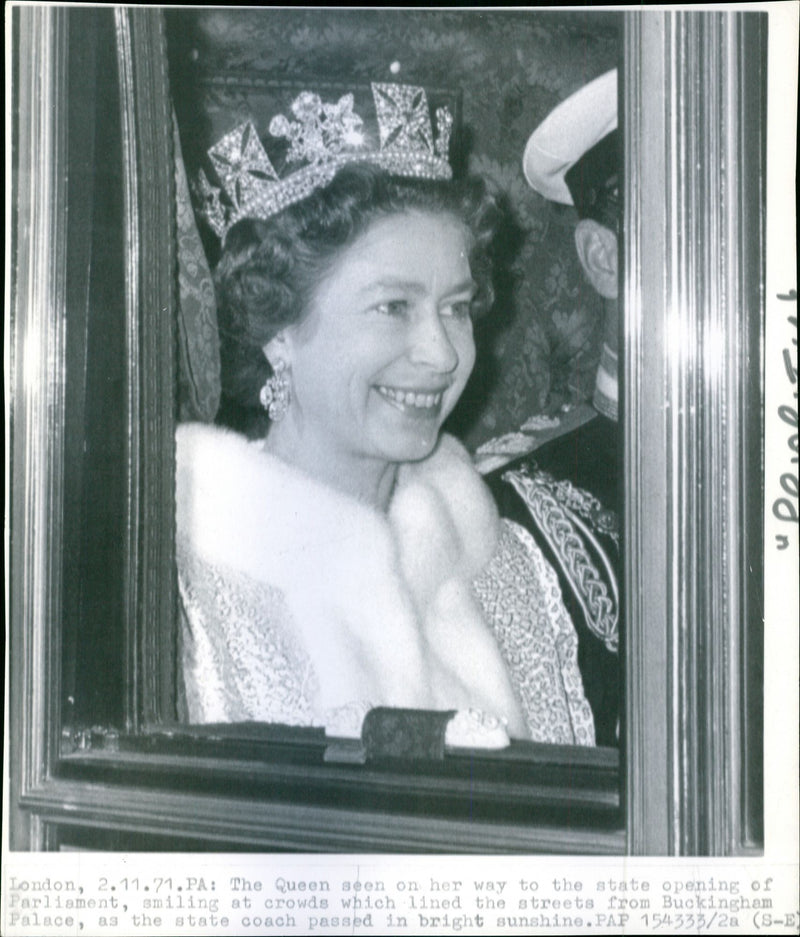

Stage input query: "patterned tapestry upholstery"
[{"left": 173, "top": 111, "right": 220, "bottom": 423}]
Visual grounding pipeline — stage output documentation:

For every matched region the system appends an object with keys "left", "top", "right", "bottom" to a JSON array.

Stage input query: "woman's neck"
[{"left": 262, "top": 421, "right": 399, "bottom": 512}]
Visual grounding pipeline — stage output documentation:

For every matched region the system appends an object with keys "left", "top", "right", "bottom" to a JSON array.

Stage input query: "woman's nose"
[{"left": 406, "top": 310, "right": 459, "bottom": 372}]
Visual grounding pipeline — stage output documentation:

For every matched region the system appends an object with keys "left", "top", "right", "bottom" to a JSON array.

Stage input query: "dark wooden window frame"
[{"left": 9, "top": 7, "right": 765, "bottom": 855}]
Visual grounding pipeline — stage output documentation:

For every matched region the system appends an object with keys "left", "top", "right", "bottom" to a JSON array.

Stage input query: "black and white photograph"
[{"left": 4, "top": 3, "right": 798, "bottom": 934}]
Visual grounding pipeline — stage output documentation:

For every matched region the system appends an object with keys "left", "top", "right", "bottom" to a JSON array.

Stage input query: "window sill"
[{"left": 18, "top": 727, "right": 624, "bottom": 853}]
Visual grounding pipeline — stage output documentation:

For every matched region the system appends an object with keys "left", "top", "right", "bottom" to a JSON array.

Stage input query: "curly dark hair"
[{"left": 214, "top": 162, "right": 502, "bottom": 437}]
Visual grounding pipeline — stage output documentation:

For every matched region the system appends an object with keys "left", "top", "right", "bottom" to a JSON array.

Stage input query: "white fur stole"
[{"left": 175, "top": 423, "right": 523, "bottom": 723}]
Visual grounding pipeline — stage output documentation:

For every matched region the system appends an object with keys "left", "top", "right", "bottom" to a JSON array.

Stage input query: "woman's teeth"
[{"left": 376, "top": 385, "right": 443, "bottom": 410}]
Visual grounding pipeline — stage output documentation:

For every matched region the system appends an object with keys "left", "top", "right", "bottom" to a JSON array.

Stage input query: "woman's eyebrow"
[
  {"left": 358, "top": 277, "right": 478, "bottom": 297},
  {"left": 442, "top": 278, "right": 478, "bottom": 298},
  {"left": 357, "top": 277, "right": 427, "bottom": 296}
]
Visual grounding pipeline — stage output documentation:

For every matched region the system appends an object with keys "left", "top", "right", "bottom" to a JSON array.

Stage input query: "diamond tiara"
[{"left": 193, "top": 82, "right": 454, "bottom": 243}]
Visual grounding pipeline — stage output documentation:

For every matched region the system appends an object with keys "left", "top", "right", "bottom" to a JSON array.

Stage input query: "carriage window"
[
  {"left": 164, "top": 9, "right": 623, "bottom": 756},
  {"left": 9, "top": 6, "right": 766, "bottom": 855}
]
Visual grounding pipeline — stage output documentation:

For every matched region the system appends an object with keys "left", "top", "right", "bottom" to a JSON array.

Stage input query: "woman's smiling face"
[{"left": 272, "top": 210, "right": 477, "bottom": 471}]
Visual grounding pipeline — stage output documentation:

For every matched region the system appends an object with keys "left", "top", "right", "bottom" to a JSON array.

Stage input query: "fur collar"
[
  {"left": 176, "top": 423, "right": 500, "bottom": 588},
  {"left": 176, "top": 423, "right": 521, "bottom": 719}
]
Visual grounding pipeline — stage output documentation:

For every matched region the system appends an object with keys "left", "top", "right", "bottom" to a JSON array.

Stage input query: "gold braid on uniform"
[{"left": 501, "top": 464, "right": 619, "bottom": 654}]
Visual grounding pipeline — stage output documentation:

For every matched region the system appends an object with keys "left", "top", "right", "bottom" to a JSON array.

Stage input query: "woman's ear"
[
  {"left": 574, "top": 219, "right": 619, "bottom": 300},
  {"left": 263, "top": 332, "right": 290, "bottom": 369}
]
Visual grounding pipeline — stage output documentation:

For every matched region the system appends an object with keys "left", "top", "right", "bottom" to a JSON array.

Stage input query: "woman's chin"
[
  {"left": 375, "top": 426, "right": 442, "bottom": 464},
  {"left": 368, "top": 388, "right": 454, "bottom": 462}
]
